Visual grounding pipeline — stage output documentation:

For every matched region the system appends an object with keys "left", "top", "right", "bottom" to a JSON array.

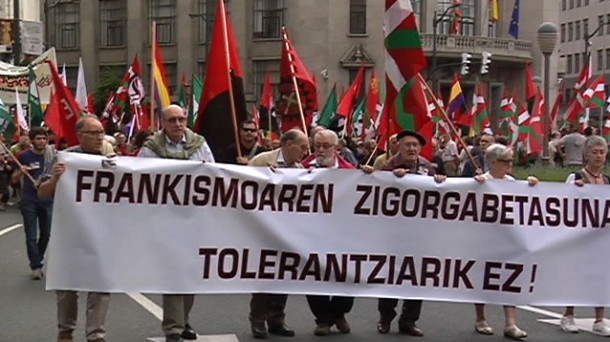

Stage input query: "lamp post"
[
  {"left": 431, "top": 3, "right": 460, "bottom": 92},
  {"left": 584, "top": 20, "right": 610, "bottom": 60},
  {"left": 537, "top": 22, "right": 558, "bottom": 165}
]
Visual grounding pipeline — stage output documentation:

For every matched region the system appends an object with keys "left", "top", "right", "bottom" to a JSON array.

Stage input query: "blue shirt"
[{"left": 18, "top": 150, "right": 52, "bottom": 203}]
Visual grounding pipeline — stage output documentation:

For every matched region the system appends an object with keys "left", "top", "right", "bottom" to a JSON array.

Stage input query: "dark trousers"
[
  {"left": 249, "top": 293, "right": 288, "bottom": 326},
  {"left": 21, "top": 199, "right": 52, "bottom": 270},
  {"left": 378, "top": 298, "right": 422, "bottom": 324},
  {"left": 306, "top": 295, "right": 354, "bottom": 325}
]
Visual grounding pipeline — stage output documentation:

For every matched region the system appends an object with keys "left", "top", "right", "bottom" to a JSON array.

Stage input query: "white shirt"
[{"left": 481, "top": 171, "right": 515, "bottom": 181}]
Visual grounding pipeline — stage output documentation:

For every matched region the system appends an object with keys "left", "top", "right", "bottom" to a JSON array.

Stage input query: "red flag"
[
  {"left": 195, "top": 0, "right": 247, "bottom": 158},
  {"left": 337, "top": 66, "right": 365, "bottom": 136},
  {"left": 527, "top": 88, "right": 545, "bottom": 156},
  {"left": 278, "top": 27, "right": 318, "bottom": 133},
  {"left": 525, "top": 63, "right": 537, "bottom": 102},
  {"left": 47, "top": 61, "right": 82, "bottom": 147},
  {"left": 260, "top": 71, "right": 279, "bottom": 135},
  {"left": 367, "top": 69, "right": 381, "bottom": 123},
  {"left": 45, "top": 92, "right": 63, "bottom": 149},
  {"left": 549, "top": 81, "right": 565, "bottom": 132},
  {"left": 384, "top": 0, "right": 427, "bottom": 147},
  {"left": 87, "top": 93, "right": 96, "bottom": 115},
  {"left": 450, "top": 0, "right": 463, "bottom": 34}
]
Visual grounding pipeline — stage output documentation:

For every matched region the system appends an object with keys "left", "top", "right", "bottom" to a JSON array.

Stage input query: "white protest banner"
[
  {"left": 46, "top": 152, "right": 610, "bottom": 306},
  {"left": 0, "top": 48, "right": 57, "bottom": 105}
]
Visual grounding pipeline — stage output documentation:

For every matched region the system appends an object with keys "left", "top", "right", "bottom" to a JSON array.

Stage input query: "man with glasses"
[
  {"left": 461, "top": 133, "right": 495, "bottom": 177},
  {"left": 301, "top": 129, "right": 355, "bottom": 336},
  {"left": 217, "top": 119, "right": 267, "bottom": 164},
  {"left": 12, "top": 127, "right": 55, "bottom": 280},
  {"left": 247, "top": 128, "right": 309, "bottom": 339},
  {"left": 138, "top": 104, "right": 214, "bottom": 342},
  {"left": 38, "top": 115, "right": 111, "bottom": 342}
]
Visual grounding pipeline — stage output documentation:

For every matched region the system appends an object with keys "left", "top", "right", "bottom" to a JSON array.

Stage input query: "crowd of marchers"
[{"left": 5, "top": 104, "right": 610, "bottom": 342}]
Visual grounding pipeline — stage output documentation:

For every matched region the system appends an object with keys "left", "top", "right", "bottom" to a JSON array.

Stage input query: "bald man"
[{"left": 138, "top": 105, "right": 214, "bottom": 342}]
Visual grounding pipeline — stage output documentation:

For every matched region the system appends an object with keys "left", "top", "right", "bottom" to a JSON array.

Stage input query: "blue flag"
[{"left": 508, "top": 0, "right": 520, "bottom": 39}]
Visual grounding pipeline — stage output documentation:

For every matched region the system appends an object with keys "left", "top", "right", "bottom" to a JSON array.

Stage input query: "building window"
[
  {"left": 198, "top": 62, "right": 206, "bottom": 80},
  {"left": 577, "top": 0, "right": 581, "bottom": 6},
  {"left": 583, "top": 52, "right": 588, "bottom": 66},
  {"left": 607, "top": 14, "right": 610, "bottom": 34},
  {"left": 254, "top": 0, "right": 285, "bottom": 39},
  {"left": 567, "top": 55, "right": 573, "bottom": 74},
  {"left": 149, "top": 0, "right": 176, "bottom": 44},
  {"left": 568, "top": 22, "right": 573, "bottom": 41},
  {"left": 569, "top": 0, "right": 574, "bottom": 8},
  {"left": 575, "top": 20, "right": 580, "bottom": 40},
  {"left": 488, "top": 21, "right": 497, "bottom": 37},
  {"left": 436, "top": 0, "right": 475, "bottom": 36},
  {"left": 561, "top": 24, "right": 566, "bottom": 42},
  {"left": 195, "top": 0, "right": 207, "bottom": 43},
  {"left": 585, "top": 0, "right": 589, "bottom": 5},
  {"left": 599, "top": 16, "right": 604, "bottom": 36},
  {"left": 574, "top": 53, "right": 580, "bottom": 72},
  {"left": 54, "top": 2, "right": 80, "bottom": 49},
  {"left": 412, "top": 0, "right": 421, "bottom": 15},
  {"left": 349, "top": 0, "right": 366, "bottom": 34},
  {"left": 252, "top": 59, "right": 279, "bottom": 100},
  {"left": 606, "top": 49, "right": 610, "bottom": 69},
  {"left": 583, "top": 19, "right": 588, "bottom": 38},
  {"left": 598, "top": 50, "right": 604, "bottom": 70},
  {"left": 562, "top": 0, "right": 567, "bottom": 10},
  {"left": 99, "top": 0, "right": 126, "bottom": 47}
]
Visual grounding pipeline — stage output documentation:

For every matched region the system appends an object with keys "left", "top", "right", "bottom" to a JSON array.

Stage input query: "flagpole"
[
  {"left": 219, "top": 0, "right": 242, "bottom": 158},
  {"left": 150, "top": 21, "right": 156, "bottom": 131},
  {"left": 417, "top": 73, "right": 479, "bottom": 169},
  {"left": 282, "top": 28, "right": 309, "bottom": 140},
  {"left": 0, "top": 140, "right": 35, "bottom": 184}
]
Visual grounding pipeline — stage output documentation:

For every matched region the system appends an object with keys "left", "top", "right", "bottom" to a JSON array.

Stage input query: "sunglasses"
[
  {"left": 241, "top": 128, "right": 257, "bottom": 133},
  {"left": 165, "top": 117, "right": 187, "bottom": 123}
]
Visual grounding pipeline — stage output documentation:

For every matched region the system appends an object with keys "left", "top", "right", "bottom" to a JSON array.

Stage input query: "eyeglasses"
[
  {"left": 241, "top": 128, "right": 257, "bottom": 133},
  {"left": 314, "top": 143, "right": 334, "bottom": 150},
  {"left": 497, "top": 159, "right": 513, "bottom": 164},
  {"left": 165, "top": 116, "right": 187, "bottom": 123},
  {"left": 80, "top": 130, "right": 105, "bottom": 137}
]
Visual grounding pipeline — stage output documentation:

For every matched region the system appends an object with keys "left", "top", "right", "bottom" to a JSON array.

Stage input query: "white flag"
[
  {"left": 60, "top": 63, "right": 67, "bottom": 86},
  {"left": 15, "top": 89, "right": 28, "bottom": 132},
  {"left": 75, "top": 57, "right": 88, "bottom": 111}
]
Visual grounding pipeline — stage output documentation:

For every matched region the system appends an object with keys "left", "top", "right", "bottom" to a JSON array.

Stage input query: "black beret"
[{"left": 396, "top": 130, "right": 427, "bottom": 146}]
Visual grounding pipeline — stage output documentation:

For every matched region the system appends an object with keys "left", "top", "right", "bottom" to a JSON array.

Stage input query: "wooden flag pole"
[
  {"left": 219, "top": 0, "right": 242, "bottom": 158},
  {"left": 417, "top": 73, "right": 480, "bottom": 170},
  {"left": 282, "top": 28, "right": 309, "bottom": 141},
  {"left": 0, "top": 141, "right": 36, "bottom": 184},
  {"left": 150, "top": 21, "right": 157, "bottom": 131}
]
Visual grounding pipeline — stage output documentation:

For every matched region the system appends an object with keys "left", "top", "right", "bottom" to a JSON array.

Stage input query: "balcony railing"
[{"left": 421, "top": 34, "right": 533, "bottom": 61}]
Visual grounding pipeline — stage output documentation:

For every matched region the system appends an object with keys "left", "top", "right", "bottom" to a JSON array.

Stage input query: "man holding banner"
[
  {"left": 247, "top": 128, "right": 309, "bottom": 339},
  {"left": 38, "top": 115, "right": 111, "bottom": 342},
  {"left": 363, "top": 130, "right": 446, "bottom": 337},
  {"left": 138, "top": 104, "right": 214, "bottom": 342}
]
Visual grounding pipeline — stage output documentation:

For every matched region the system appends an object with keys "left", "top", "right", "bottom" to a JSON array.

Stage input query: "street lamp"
[
  {"left": 537, "top": 22, "right": 558, "bottom": 164},
  {"left": 584, "top": 20, "right": 610, "bottom": 60},
  {"left": 431, "top": 3, "right": 460, "bottom": 92}
]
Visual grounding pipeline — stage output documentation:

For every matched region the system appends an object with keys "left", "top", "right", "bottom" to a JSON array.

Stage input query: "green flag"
[
  {"left": 188, "top": 75, "right": 203, "bottom": 130},
  {"left": 0, "top": 99, "right": 15, "bottom": 141},
  {"left": 351, "top": 98, "right": 366, "bottom": 138},
  {"left": 318, "top": 84, "right": 338, "bottom": 128},
  {"left": 28, "top": 67, "right": 44, "bottom": 128}
]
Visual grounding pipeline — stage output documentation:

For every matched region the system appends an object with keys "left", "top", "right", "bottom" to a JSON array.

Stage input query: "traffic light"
[
  {"left": 461, "top": 53, "right": 472, "bottom": 75},
  {"left": 1, "top": 20, "right": 11, "bottom": 47},
  {"left": 481, "top": 51, "right": 492, "bottom": 74}
]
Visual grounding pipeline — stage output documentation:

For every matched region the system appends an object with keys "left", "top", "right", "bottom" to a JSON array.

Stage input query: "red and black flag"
[
  {"left": 195, "top": 0, "right": 247, "bottom": 158},
  {"left": 277, "top": 27, "right": 318, "bottom": 133},
  {"left": 259, "top": 71, "right": 280, "bottom": 136}
]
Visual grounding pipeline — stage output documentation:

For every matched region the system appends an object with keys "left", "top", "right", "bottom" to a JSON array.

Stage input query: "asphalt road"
[{"left": 1, "top": 205, "right": 609, "bottom": 342}]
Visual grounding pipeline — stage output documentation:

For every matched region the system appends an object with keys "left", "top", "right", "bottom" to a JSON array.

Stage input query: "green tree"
[{"left": 94, "top": 66, "right": 124, "bottom": 117}]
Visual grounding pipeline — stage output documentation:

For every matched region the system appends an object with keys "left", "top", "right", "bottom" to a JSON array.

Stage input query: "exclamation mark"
[{"left": 529, "top": 264, "right": 538, "bottom": 293}]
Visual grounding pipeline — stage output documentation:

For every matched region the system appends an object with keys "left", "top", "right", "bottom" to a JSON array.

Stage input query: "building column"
[
  {"left": 127, "top": 0, "right": 145, "bottom": 70},
  {"left": 80, "top": 0, "right": 98, "bottom": 90}
]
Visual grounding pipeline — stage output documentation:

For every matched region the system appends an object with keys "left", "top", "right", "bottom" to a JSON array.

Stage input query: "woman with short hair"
[{"left": 473, "top": 143, "right": 538, "bottom": 341}]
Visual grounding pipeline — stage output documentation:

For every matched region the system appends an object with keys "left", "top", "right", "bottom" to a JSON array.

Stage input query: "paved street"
[{"left": 2, "top": 206, "right": 610, "bottom": 342}]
